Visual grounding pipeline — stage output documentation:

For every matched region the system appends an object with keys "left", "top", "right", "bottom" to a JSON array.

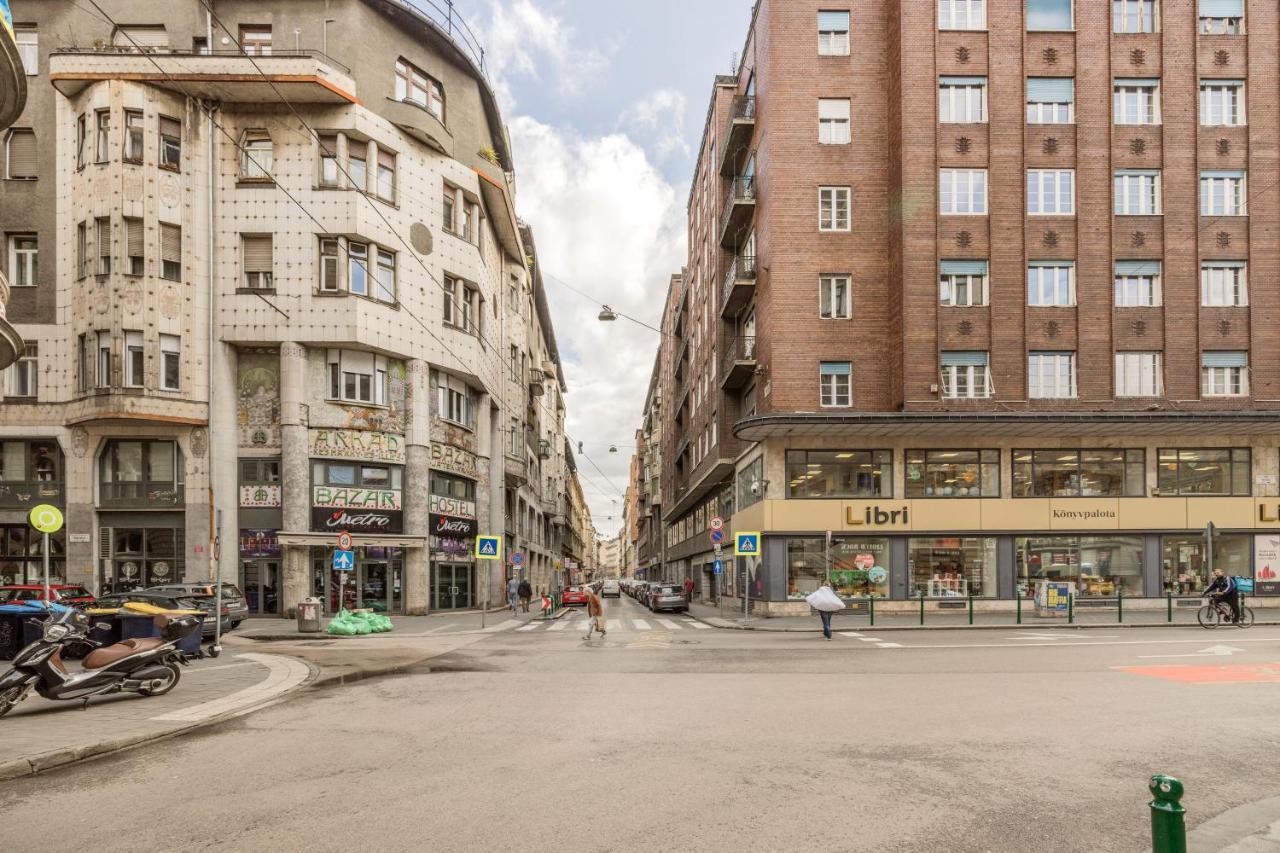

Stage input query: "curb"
[
  {"left": 1186, "top": 795, "right": 1280, "bottom": 852},
  {"left": 685, "top": 612, "right": 1280, "bottom": 633}
]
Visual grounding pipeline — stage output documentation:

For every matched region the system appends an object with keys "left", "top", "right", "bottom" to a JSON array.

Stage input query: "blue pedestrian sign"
[
  {"left": 735, "top": 532, "right": 761, "bottom": 556},
  {"left": 332, "top": 549, "right": 355, "bottom": 571},
  {"left": 713, "top": 560, "right": 723, "bottom": 575},
  {"left": 475, "top": 535, "right": 502, "bottom": 560}
]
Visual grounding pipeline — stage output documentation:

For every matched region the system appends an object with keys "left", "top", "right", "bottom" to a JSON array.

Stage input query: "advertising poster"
[{"left": 1255, "top": 534, "right": 1280, "bottom": 596}]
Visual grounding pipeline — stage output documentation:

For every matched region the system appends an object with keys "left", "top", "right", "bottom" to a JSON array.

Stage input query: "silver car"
[{"left": 647, "top": 583, "right": 688, "bottom": 613}]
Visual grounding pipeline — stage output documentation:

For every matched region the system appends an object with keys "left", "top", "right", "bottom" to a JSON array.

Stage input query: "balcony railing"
[
  {"left": 53, "top": 46, "right": 351, "bottom": 74},
  {"left": 720, "top": 253, "right": 758, "bottom": 317},
  {"left": 718, "top": 95, "right": 757, "bottom": 177},
  {"left": 537, "top": 439, "right": 552, "bottom": 460},
  {"left": 719, "top": 175, "right": 757, "bottom": 248},
  {"left": 100, "top": 481, "right": 185, "bottom": 508},
  {"left": 720, "top": 336, "right": 758, "bottom": 390}
]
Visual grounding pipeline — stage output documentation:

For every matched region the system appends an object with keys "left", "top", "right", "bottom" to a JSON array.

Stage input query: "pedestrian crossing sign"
[
  {"left": 475, "top": 535, "right": 502, "bottom": 560},
  {"left": 735, "top": 532, "right": 761, "bottom": 556}
]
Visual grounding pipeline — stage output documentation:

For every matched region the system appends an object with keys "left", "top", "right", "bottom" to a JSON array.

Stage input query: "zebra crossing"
[{"left": 511, "top": 615, "right": 712, "bottom": 634}]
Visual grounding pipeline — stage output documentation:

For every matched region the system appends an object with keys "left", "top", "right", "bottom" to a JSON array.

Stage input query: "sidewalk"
[
  {"left": 1187, "top": 795, "right": 1280, "bottom": 852},
  {"left": 233, "top": 605, "right": 570, "bottom": 642}
]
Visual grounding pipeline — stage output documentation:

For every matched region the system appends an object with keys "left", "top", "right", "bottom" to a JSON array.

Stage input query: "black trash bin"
[{"left": 0, "top": 607, "right": 26, "bottom": 660}]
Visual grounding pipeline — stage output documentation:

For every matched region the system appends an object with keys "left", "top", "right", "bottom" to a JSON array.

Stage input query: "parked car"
[
  {"left": 145, "top": 582, "right": 249, "bottom": 627},
  {"left": 601, "top": 579, "right": 620, "bottom": 598},
  {"left": 562, "top": 586, "right": 589, "bottom": 607},
  {"left": 639, "top": 582, "right": 659, "bottom": 608},
  {"left": 92, "top": 591, "right": 233, "bottom": 638},
  {"left": 0, "top": 584, "right": 96, "bottom": 607},
  {"left": 648, "top": 583, "right": 688, "bottom": 613}
]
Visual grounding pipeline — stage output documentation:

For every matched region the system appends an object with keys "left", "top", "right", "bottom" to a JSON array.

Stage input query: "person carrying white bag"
[{"left": 805, "top": 580, "right": 845, "bottom": 640}]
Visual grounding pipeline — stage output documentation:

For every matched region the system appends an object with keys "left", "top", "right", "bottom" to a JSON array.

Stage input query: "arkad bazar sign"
[
  {"left": 430, "top": 441, "right": 478, "bottom": 478},
  {"left": 309, "top": 429, "right": 405, "bottom": 464},
  {"left": 313, "top": 486, "right": 402, "bottom": 511}
]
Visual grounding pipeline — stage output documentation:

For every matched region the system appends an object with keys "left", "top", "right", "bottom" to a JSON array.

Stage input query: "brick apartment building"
[{"left": 652, "top": 0, "right": 1280, "bottom": 615}]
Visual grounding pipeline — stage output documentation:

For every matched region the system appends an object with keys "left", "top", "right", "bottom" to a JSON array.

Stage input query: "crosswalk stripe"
[
  {"left": 878, "top": 642, "right": 903, "bottom": 648},
  {"left": 684, "top": 620, "right": 710, "bottom": 629},
  {"left": 656, "top": 618, "right": 682, "bottom": 630},
  {"left": 516, "top": 623, "right": 541, "bottom": 631},
  {"left": 633, "top": 619, "right": 651, "bottom": 630},
  {"left": 837, "top": 632, "right": 863, "bottom": 638},
  {"left": 607, "top": 619, "right": 622, "bottom": 630},
  {"left": 547, "top": 620, "right": 571, "bottom": 631}
]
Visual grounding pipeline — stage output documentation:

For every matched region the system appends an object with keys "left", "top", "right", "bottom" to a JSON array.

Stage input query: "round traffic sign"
[
  {"left": 29, "top": 504, "right": 63, "bottom": 534},
  {"left": 512, "top": 552, "right": 525, "bottom": 565},
  {"left": 710, "top": 516, "right": 724, "bottom": 531},
  {"left": 710, "top": 529, "right": 725, "bottom": 544},
  {"left": 337, "top": 531, "right": 352, "bottom": 551}
]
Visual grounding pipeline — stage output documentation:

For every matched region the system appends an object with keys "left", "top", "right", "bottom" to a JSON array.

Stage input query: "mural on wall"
[
  {"left": 238, "top": 349, "right": 281, "bottom": 450},
  {"left": 338, "top": 359, "right": 409, "bottom": 434}
]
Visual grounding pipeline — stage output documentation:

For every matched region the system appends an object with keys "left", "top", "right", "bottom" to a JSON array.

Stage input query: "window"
[
  {"left": 8, "top": 235, "right": 36, "bottom": 287},
  {"left": 327, "top": 350, "right": 389, "bottom": 406},
  {"left": 819, "top": 186, "right": 851, "bottom": 230},
  {"left": 940, "top": 260, "right": 988, "bottom": 306},
  {"left": 1158, "top": 448, "right": 1250, "bottom": 496},
  {"left": 5, "top": 344, "right": 37, "bottom": 398},
  {"left": 124, "top": 218, "right": 143, "bottom": 275},
  {"left": 509, "top": 345, "right": 519, "bottom": 381},
  {"left": 96, "top": 217, "right": 111, "bottom": 275},
  {"left": 77, "top": 222, "right": 88, "bottom": 279},
  {"left": 818, "top": 11, "right": 851, "bottom": 55},
  {"left": 376, "top": 149, "right": 396, "bottom": 202},
  {"left": 819, "top": 362, "right": 852, "bottom": 407},
  {"left": 95, "top": 110, "right": 110, "bottom": 163},
  {"left": 1200, "top": 170, "right": 1246, "bottom": 216},
  {"left": 1027, "top": 0, "right": 1073, "bottom": 30},
  {"left": 1026, "top": 78, "right": 1074, "bottom": 124},
  {"left": 99, "top": 441, "right": 184, "bottom": 509},
  {"left": 786, "top": 450, "right": 890, "bottom": 498},
  {"left": 239, "top": 25, "right": 271, "bottom": 56},
  {"left": 1027, "top": 170, "right": 1074, "bottom": 215},
  {"left": 1114, "top": 260, "right": 1161, "bottom": 306},
  {"left": 941, "top": 351, "right": 991, "bottom": 399},
  {"left": 818, "top": 98, "right": 850, "bottom": 144},
  {"left": 394, "top": 58, "right": 445, "bottom": 121},
  {"left": 1019, "top": 536, "right": 1145, "bottom": 597},
  {"left": 1198, "top": 0, "right": 1243, "bottom": 34},
  {"left": 436, "top": 372, "right": 474, "bottom": 428},
  {"left": 241, "top": 235, "right": 273, "bottom": 290},
  {"left": 319, "top": 239, "right": 340, "bottom": 292},
  {"left": 96, "top": 331, "right": 111, "bottom": 388},
  {"left": 160, "top": 223, "right": 181, "bottom": 281},
  {"left": 461, "top": 202, "right": 476, "bottom": 242},
  {"left": 443, "top": 185, "right": 457, "bottom": 232},
  {"left": 819, "top": 275, "right": 851, "bottom": 319},
  {"left": 1014, "top": 449, "right": 1144, "bottom": 497},
  {"left": 160, "top": 336, "right": 180, "bottom": 390},
  {"left": 1116, "top": 352, "right": 1163, "bottom": 396},
  {"left": 1113, "top": 79, "right": 1160, "bottom": 124},
  {"left": 1027, "top": 262, "right": 1075, "bottom": 306},
  {"left": 1114, "top": 170, "right": 1161, "bottom": 215},
  {"left": 940, "top": 169, "right": 987, "bottom": 215},
  {"left": 158, "top": 116, "right": 180, "bottom": 171},
  {"left": 124, "top": 331, "right": 143, "bottom": 388},
  {"left": 76, "top": 114, "right": 86, "bottom": 169},
  {"left": 1201, "top": 351, "right": 1248, "bottom": 396},
  {"left": 443, "top": 275, "right": 460, "bottom": 327},
  {"left": 509, "top": 417, "right": 521, "bottom": 455},
  {"left": 15, "top": 27, "right": 36, "bottom": 75},
  {"left": 348, "top": 242, "right": 368, "bottom": 297},
  {"left": 241, "top": 130, "right": 272, "bottom": 179},
  {"left": 118, "top": 111, "right": 145, "bottom": 168},
  {"left": 906, "top": 450, "right": 999, "bottom": 498},
  {"left": 5, "top": 128, "right": 35, "bottom": 179},
  {"left": 939, "top": 0, "right": 986, "bottom": 29},
  {"left": 1200, "top": 80, "right": 1244, "bottom": 126},
  {"left": 240, "top": 458, "right": 281, "bottom": 485},
  {"left": 939, "top": 77, "right": 987, "bottom": 123},
  {"left": 1201, "top": 261, "right": 1247, "bottom": 306},
  {"left": 1113, "top": 0, "right": 1158, "bottom": 32},
  {"left": 318, "top": 134, "right": 339, "bottom": 186},
  {"left": 348, "top": 142, "right": 367, "bottom": 192},
  {"left": 112, "top": 25, "right": 169, "bottom": 51},
  {"left": 1028, "top": 351, "right": 1076, "bottom": 398},
  {"left": 375, "top": 248, "right": 396, "bottom": 303}
]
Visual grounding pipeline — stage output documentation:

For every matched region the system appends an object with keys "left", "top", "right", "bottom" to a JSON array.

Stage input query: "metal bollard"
[
  {"left": 1016, "top": 592, "right": 1022, "bottom": 625},
  {"left": 1167, "top": 592, "right": 1173, "bottom": 623},
  {"left": 1068, "top": 592, "right": 1074, "bottom": 624},
  {"left": 868, "top": 595, "right": 875, "bottom": 627},
  {"left": 1118, "top": 589, "right": 1123, "bottom": 624},
  {"left": 967, "top": 592, "right": 974, "bottom": 625},
  {"left": 1149, "top": 775, "right": 1186, "bottom": 853},
  {"left": 919, "top": 591, "right": 925, "bottom": 626}
]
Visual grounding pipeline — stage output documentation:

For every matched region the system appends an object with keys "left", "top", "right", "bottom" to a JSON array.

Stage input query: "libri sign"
[{"left": 308, "top": 429, "right": 406, "bottom": 464}]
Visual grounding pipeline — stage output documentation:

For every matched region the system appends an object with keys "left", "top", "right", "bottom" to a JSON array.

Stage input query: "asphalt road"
[{"left": 3, "top": 593, "right": 1279, "bottom": 853}]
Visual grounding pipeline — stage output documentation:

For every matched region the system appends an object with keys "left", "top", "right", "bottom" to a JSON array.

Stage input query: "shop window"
[
  {"left": 102, "top": 527, "right": 182, "bottom": 593},
  {"left": 1157, "top": 448, "right": 1250, "bottom": 496},
  {"left": 785, "top": 537, "right": 894, "bottom": 600},
  {"left": 906, "top": 450, "right": 999, "bottom": 498},
  {"left": 0, "top": 439, "right": 61, "bottom": 483},
  {"left": 910, "top": 537, "right": 997, "bottom": 597},
  {"left": 0, "top": 524, "right": 66, "bottom": 586},
  {"left": 327, "top": 349, "right": 388, "bottom": 406},
  {"left": 1026, "top": 78, "right": 1074, "bottom": 124},
  {"left": 1163, "top": 533, "right": 1250, "bottom": 595},
  {"left": 99, "top": 440, "right": 185, "bottom": 506},
  {"left": 786, "top": 449, "right": 890, "bottom": 499},
  {"left": 1013, "top": 448, "right": 1145, "bottom": 497},
  {"left": 1016, "top": 536, "right": 1145, "bottom": 598}
]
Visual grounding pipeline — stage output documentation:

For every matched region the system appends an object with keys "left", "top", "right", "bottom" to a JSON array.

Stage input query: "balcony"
[
  {"left": 528, "top": 368, "right": 546, "bottom": 397},
  {"left": 720, "top": 254, "right": 757, "bottom": 318},
  {"left": 720, "top": 336, "right": 758, "bottom": 390},
  {"left": 504, "top": 454, "right": 528, "bottom": 487},
  {"left": 49, "top": 49, "right": 357, "bottom": 105},
  {"left": 537, "top": 438, "right": 552, "bottom": 460},
  {"left": 717, "top": 95, "right": 757, "bottom": 177},
  {"left": 99, "top": 481, "right": 185, "bottom": 509},
  {"left": 719, "top": 176, "right": 757, "bottom": 249}
]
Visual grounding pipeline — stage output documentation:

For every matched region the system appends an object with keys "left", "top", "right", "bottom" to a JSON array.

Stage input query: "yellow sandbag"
[{"left": 122, "top": 602, "right": 201, "bottom": 616}]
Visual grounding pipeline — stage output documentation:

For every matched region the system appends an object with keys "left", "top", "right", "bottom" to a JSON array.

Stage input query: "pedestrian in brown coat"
[{"left": 583, "top": 588, "right": 606, "bottom": 639}]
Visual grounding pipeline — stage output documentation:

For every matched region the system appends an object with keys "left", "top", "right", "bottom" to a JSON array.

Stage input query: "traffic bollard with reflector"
[{"left": 1149, "top": 775, "right": 1186, "bottom": 853}]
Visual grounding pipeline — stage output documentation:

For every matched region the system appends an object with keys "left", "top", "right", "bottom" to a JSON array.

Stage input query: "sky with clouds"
[{"left": 475, "top": 0, "right": 753, "bottom": 538}]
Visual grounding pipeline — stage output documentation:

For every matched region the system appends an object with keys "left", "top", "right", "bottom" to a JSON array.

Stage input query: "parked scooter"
[{"left": 0, "top": 608, "right": 199, "bottom": 718}]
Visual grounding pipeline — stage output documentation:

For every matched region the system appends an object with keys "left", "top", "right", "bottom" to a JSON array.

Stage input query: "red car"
[
  {"left": 562, "top": 586, "right": 589, "bottom": 606},
  {"left": 0, "top": 584, "right": 96, "bottom": 606}
]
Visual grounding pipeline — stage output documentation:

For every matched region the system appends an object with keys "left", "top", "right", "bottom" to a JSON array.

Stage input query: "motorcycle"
[{"left": 0, "top": 608, "right": 200, "bottom": 718}]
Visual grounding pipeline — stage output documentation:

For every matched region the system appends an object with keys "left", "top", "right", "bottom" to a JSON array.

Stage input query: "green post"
[
  {"left": 1167, "top": 593, "right": 1173, "bottom": 623},
  {"left": 1068, "top": 592, "right": 1074, "bottom": 624},
  {"left": 868, "top": 595, "right": 875, "bottom": 627},
  {"left": 967, "top": 592, "right": 974, "bottom": 625},
  {"left": 1016, "top": 591, "right": 1022, "bottom": 625},
  {"left": 1148, "top": 775, "right": 1187, "bottom": 853},
  {"left": 1117, "top": 589, "right": 1123, "bottom": 624},
  {"left": 919, "top": 591, "right": 925, "bottom": 626}
]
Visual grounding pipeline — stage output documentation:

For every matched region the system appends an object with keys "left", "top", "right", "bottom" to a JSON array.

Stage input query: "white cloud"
[
  {"left": 482, "top": 0, "right": 611, "bottom": 111},
  {"left": 507, "top": 116, "right": 687, "bottom": 536},
  {"left": 618, "top": 88, "right": 692, "bottom": 163}
]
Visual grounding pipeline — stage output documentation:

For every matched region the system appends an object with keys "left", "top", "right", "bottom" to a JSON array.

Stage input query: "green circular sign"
[{"left": 29, "top": 504, "right": 63, "bottom": 534}]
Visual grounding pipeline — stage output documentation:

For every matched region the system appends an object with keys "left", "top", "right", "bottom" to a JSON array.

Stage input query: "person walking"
[
  {"left": 683, "top": 575, "right": 695, "bottom": 605},
  {"left": 517, "top": 578, "right": 533, "bottom": 613},
  {"left": 506, "top": 575, "right": 520, "bottom": 614},
  {"left": 583, "top": 586, "right": 606, "bottom": 640},
  {"left": 805, "top": 580, "right": 845, "bottom": 640}
]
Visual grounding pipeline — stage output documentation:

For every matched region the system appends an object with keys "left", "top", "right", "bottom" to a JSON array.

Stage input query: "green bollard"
[
  {"left": 919, "top": 591, "right": 925, "bottom": 626},
  {"left": 869, "top": 595, "right": 875, "bottom": 627},
  {"left": 1149, "top": 775, "right": 1187, "bottom": 853},
  {"left": 1016, "top": 592, "right": 1022, "bottom": 625},
  {"left": 1118, "top": 589, "right": 1123, "bottom": 624},
  {"left": 1068, "top": 592, "right": 1074, "bottom": 624},
  {"left": 968, "top": 592, "right": 974, "bottom": 625},
  {"left": 1167, "top": 592, "right": 1173, "bottom": 623}
]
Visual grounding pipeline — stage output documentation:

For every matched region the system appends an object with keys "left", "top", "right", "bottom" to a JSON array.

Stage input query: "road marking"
[
  {"left": 837, "top": 632, "right": 864, "bottom": 639},
  {"left": 516, "top": 623, "right": 541, "bottom": 632},
  {"left": 683, "top": 620, "right": 710, "bottom": 629},
  {"left": 1138, "top": 645, "right": 1245, "bottom": 660},
  {"left": 607, "top": 619, "right": 622, "bottom": 630},
  {"left": 481, "top": 620, "right": 521, "bottom": 633},
  {"left": 633, "top": 619, "right": 651, "bottom": 630},
  {"left": 1008, "top": 633, "right": 1119, "bottom": 641},
  {"left": 657, "top": 618, "right": 683, "bottom": 630},
  {"left": 1115, "top": 662, "right": 1280, "bottom": 685},
  {"left": 856, "top": 637, "right": 882, "bottom": 643},
  {"left": 894, "top": 637, "right": 1280, "bottom": 651},
  {"left": 877, "top": 642, "right": 903, "bottom": 648},
  {"left": 547, "top": 620, "right": 571, "bottom": 631},
  {"left": 151, "top": 653, "right": 310, "bottom": 723}
]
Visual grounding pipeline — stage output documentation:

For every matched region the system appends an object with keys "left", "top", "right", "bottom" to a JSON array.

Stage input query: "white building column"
[
  {"left": 279, "top": 343, "right": 309, "bottom": 617},
  {"left": 404, "top": 359, "right": 430, "bottom": 614}
]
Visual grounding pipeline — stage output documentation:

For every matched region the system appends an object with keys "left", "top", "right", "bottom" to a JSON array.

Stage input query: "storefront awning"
[{"left": 277, "top": 532, "right": 427, "bottom": 549}]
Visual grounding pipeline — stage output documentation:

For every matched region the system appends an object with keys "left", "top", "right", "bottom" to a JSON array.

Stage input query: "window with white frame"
[
  {"left": 939, "top": 76, "right": 987, "bottom": 123},
  {"left": 940, "top": 260, "right": 988, "bottom": 306},
  {"left": 819, "top": 186, "right": 851, "bottom": 231},
  {"left": 240, "top": 130, "right": 273, "bottom": 179},
  {"left": 76, "top": 222, "right": 88, "bottom": 279},
  {"left": 940, "top": 169, "right": 988, "bottom": 215},
  {"left": 1114, "top": 260, "right": 1162, "bottom": 306},
  {"left": 239, "top": 25, "right": 271, "bottom": 56},
  {"left": 8, "top": 235, "right": 36, "bottom": 287},
  {"left": 319, "top": 238, "right": 339, "bottom": 292},
  {"left": 818, "top": 98, "right": 851, "bottom": 144},
  {"left": 1116, "top": 351, "right": 1163, "bottom": 397},
  {"left": 819, "top": 362, "right": 852, "bottom": 407},
  {"left": 77, "top": 334, "right": 88, "bottom": 392},
  {"left": 394, "top": 58, "right": 445, "bottom": 121},
  {"left": 1198, "top": 0, "right": 1243, "bottom": 34},
  {"left": 819, "top": 275, "right": 851, "bottom": 319},
  {"left": 1027, "top": 0, "right": 1073, "bottom": 30},
  {"left": 939, "top": 0, "right": 986, "bottom": 30},
  {"left": 1027, "top": 170, "right": 1075, "bottom": 215},
  {"left": 818, "top": 11, "right": 850, "bottom": 55},
  {"left": 4, "top": 127, "right": 34, "bottom": 179},
  {"left": 123, "top": 218, "right": 141, "bottom": 276},
  {"left": 95, "top": 217, "right": 111, "bottom": 275},
  {"left": 1027, "top": 262, "right": 1075, "bottom": 306},
  {"left": 348, "top": 142, "right": 367, "bottom": 192},
  {"left": 1114, "top": 170, "right": 1161, "bottom": 215},
  {"left": 95, "top": 110, "right": 110, "bottom": 163},
  {"left": 375, "top": 248, "right": 396, "bottom": 303},
  {"left": 1026, "top": 78, "right": 1074, "bottom": 124},
  {"left": 75, "top": 114, "right": 86, "bottom": 170},
  {"left": 436, "top": 372, "right": 474, "bottom": 428},
  {"left": 1201, "top": 261, "right": 1247, "bottom": 306},
  {"left": 123, "top": 110, "right": 143, "bottom": 164},
  {"left": 1113, "top": 0, "right": 1158, "bottom": 32},
  {"left": 1200, "top": 80, "right": 1244, "bottom": 126},
  {"left": 241, "top": 234, "right": 272, "bottom": 290},
  {"left": 348, "top": 241, "right": 369, "bottom": 297},
  {"left": 5, "top": 344, "right": 37, "bottom": 398},
  {"left": 160, "top": 223, "right": 181, "bottom": 281},
  {"left": 160, "top": 335, "right": 180, "bottom": 390},
  {"left": 1028, "top": 351, "right": 1077, "bottom": 399},
  {"left": 442, "top": 275, "right": 458, "bottom": 326},
  {"left": 159, "top": 116, "right": 181, "bottom": 171},
  {"left": 1201, "top": 351, "right": 1247, "bottom": 396},
  {"left": 96, "top": 331, "right": 111, "bottom": 388},
  {"left": 318, "top": 133, "right": 339, "bottom": 186},
  {"left": 124, "top": 331, "right": 144, "bottom": 388},
  {"left": 327, "top": 349, "right": 388, "bottom": 405},
  {"left": 941, "top": 351, "right": 991, "bottom": 399},
  {"left": 376, "top": 149, "right": 396, "bottom": 202},
  {"left": 1113, "top": 79, "right": 1160, "bottom": 124},
  {"left": 14, "top": 28, "right": 36, "bottom": 75},
  {"left": 1200, "top": 170, "right": 1246, "bottom": 216}
]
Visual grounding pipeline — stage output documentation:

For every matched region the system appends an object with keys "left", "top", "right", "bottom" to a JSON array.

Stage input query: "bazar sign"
[
  {"left": 313, "top": 486, "right": 401, "bottom": 511},
  {"left": 429, "top": 493, "right": 475, "bottom": 519},
  {"left": 312, "top": 507, "right": 403, "bottom": 534},
  {"left": 239, "top": 484, "right": 282, "bottom": 508},
  {"left": 308, "top": 429, "right": 405, "bottom": 464},
  {"left": 430, "top": 441, "right": 478, "bottom": 478}
]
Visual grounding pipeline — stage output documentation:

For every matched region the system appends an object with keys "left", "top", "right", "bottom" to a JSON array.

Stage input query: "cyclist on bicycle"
[{"left": 1205, "top": 569, "right": 1240, "bottom": 624}]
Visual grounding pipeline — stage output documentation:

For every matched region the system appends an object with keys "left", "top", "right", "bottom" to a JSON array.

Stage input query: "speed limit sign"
[
  {"left": 337, "top": 531, "right": 353, "bottom": 551},
  {"left": 710, "top": 516, "right": 724, "bottom": 531}
]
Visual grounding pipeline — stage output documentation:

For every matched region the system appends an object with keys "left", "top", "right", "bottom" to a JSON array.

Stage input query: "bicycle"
[{"left": 1197, "top": 595, "right": 1254, "bottom": 629}]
